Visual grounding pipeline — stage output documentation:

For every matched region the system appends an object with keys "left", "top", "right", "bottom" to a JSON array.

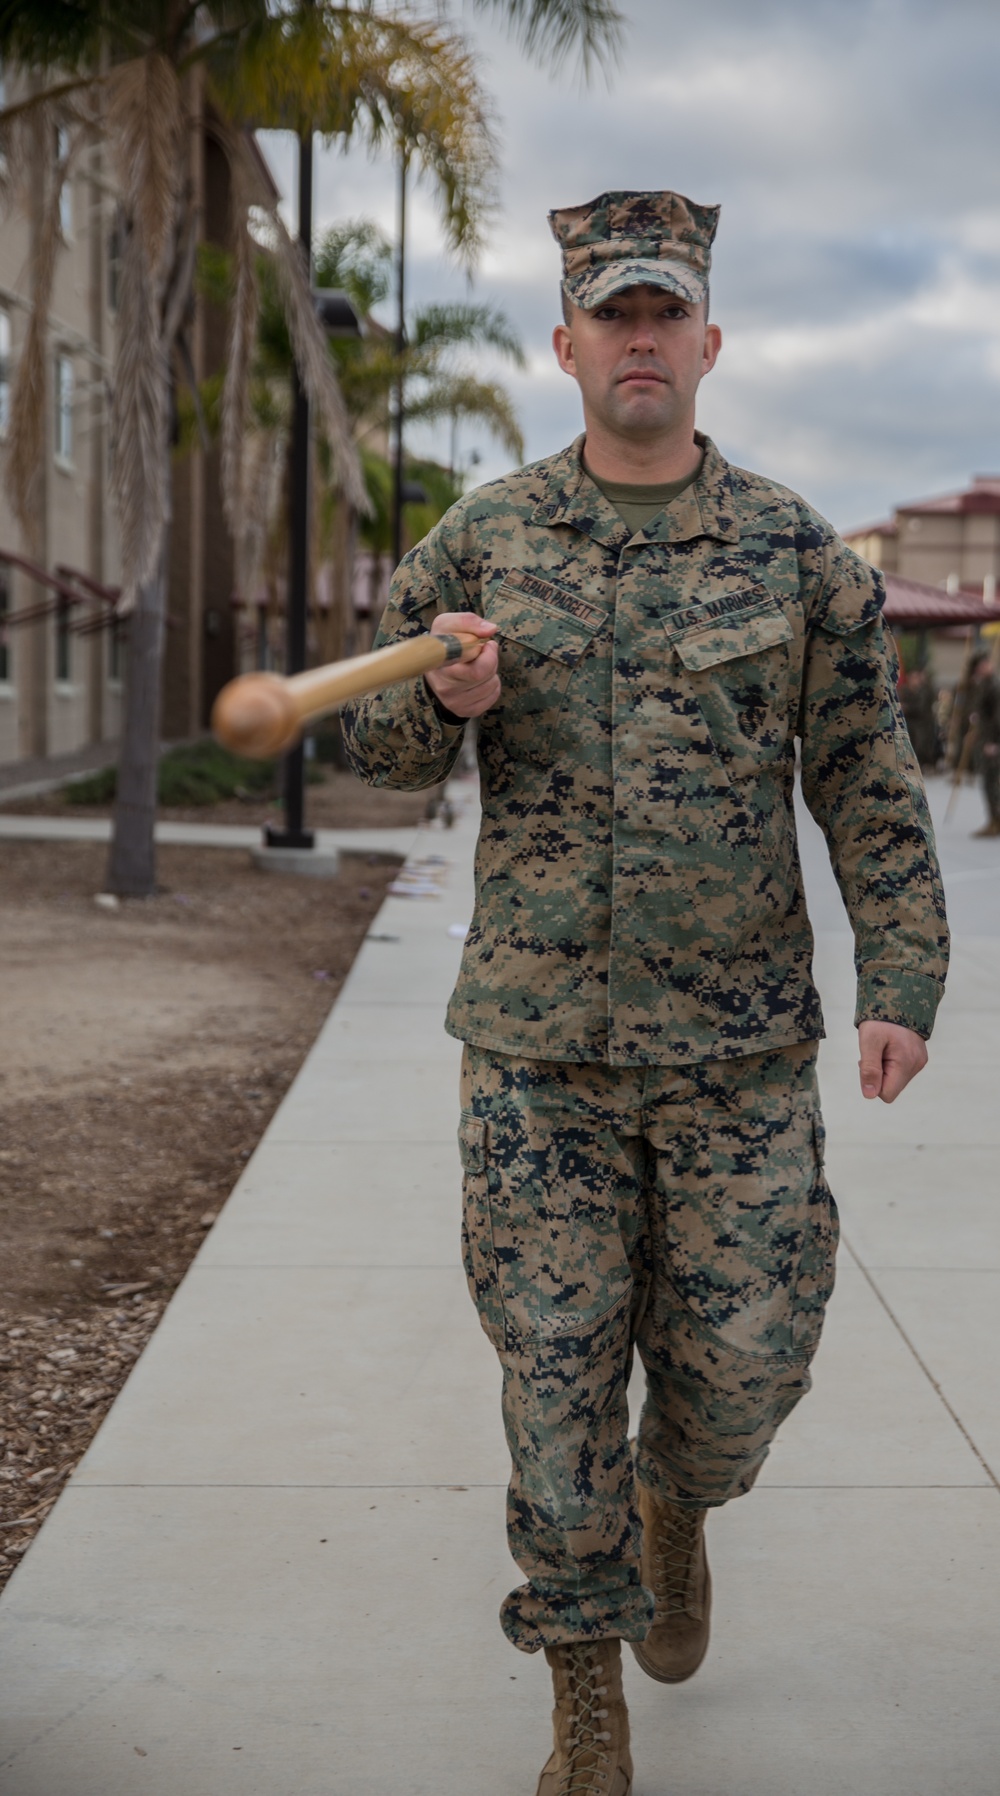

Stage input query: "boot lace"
[
  {"left": 650, "top": 1503, "right": 701, "bottom": 1616},
  {"left": 557, "top": 1643, "right": 613, "bottom": 1795}
]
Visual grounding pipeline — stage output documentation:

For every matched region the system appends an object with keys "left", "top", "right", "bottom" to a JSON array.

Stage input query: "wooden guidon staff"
[{"left": 211, "top": 631, "right": 485, "bottom": 759}]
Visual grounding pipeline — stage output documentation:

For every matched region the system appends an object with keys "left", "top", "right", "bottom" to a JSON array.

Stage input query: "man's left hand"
[{"left": 857, "top": 1020, "right": 928, "bottom": 1103}]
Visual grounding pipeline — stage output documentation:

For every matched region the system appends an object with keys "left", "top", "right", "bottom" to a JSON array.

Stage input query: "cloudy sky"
[{"left": 260, "top": 0, "right": 1000, "bottom": 533}]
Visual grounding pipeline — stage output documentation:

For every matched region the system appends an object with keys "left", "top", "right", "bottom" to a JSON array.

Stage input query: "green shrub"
[
  {"left": 65, "top": 766, "right": 117, "bottom": 804},
  {"left": 65, "top": 740, "right": 279, "bottom": 807}
]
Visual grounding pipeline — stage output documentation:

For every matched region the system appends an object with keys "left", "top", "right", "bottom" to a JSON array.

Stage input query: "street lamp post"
[
  {"left": 264, "top": 140, "right": 363, "bottom": 857},
  {"left": 266, "top": 125, "right": 315, "bottom": 852},
  {"left": 391, "top": 144, "right": 408, "bottom": 570}
]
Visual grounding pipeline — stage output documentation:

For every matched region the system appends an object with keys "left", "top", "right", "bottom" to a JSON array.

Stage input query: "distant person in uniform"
[
  {"left": 343, "top": 191, "right": 949, "bottom": 1796},
  {"left": 899, "top": 666, "right": 939, "bottom": 766},
  {"left": 969, "top": 650, "right": 1000, "bottom": 836}
]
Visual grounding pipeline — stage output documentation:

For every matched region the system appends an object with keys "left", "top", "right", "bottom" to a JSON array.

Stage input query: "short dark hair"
[{"left": 560, "top": 284, "right": 710, "bottom": 324}]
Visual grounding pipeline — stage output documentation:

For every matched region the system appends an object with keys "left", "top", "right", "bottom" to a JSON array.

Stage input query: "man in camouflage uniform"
[{"left": 342, "top": 191, "right": 949, "bottom": 1796}]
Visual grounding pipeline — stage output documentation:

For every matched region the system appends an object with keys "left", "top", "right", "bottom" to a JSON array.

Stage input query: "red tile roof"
[
  {"left": 883, "top": 573, "right": 1000, "bottom": 628},
  {"left": 897, "top": 475, "right": 1000, "bottom": 517},
  {"left": 844, "top": 518, "right": 898, "bottom": 539}
]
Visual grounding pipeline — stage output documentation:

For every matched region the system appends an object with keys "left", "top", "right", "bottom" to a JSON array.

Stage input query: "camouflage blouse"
[{"left": 341, "top": 434, "right": 949, "bottom": 1065}]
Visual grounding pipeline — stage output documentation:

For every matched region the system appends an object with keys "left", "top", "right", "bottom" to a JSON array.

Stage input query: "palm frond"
[
  {"left": 211, "top": 7, "right": 500, "bottom": 267},
  {"left": 0, "top": 102, "right": 32, "bottom": 217},
  {"left": 403, "top": 372, "right": 525, "bottom": 463},
  {"left": 357, "top": 446, "right": 393, "bottom": 553},
  {"left": 314, "top": 218, "right": 393, "bottom": 314},
  {"left": 400, "top": 454, "right": 464, "bottom": 543},
  {"left": 0, "top": 72, "right": 108, "bottom": 132},
  {"left": 219, "top": 148, "right": 261, "bottom": 539},
  {"left": 410, "top": 302, "right": 526, "bottom": 366},
  {"left": 175, "top": 369, "right": 223, "bottom": 455},
  {"left": 234, "top": 423, "right": 284, "bottom": 600},
  {"left": 106, "top": 52, "right": 181, "bottom": 280},
  {"left": 0, "top": 1, "right": 267, "bottom": 73},
  {"left": 269, "top": 206, "right": 369, "bottom": 514},
  {"left": 469, "top": 0, "right": 625, "bottom": 78},
  {"left": 0, "top": 2, "right": 110, "bottom": 68}
]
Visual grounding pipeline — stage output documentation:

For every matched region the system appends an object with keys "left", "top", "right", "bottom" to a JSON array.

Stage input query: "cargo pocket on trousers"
[
  {"left": 458, "top": 1111, "right": 504, "bottom": 1349},
  {"left": 790, "top": 1113, "right": 840, "bottom": 1354}
]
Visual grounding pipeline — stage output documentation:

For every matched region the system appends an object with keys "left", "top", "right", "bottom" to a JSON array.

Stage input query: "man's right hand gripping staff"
[{"left": 425, "top": 613, "right": 500, "bottom": 722}]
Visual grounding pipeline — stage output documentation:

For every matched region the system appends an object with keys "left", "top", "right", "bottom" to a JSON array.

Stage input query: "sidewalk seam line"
[
  {"left": 64, "top": 1480, "right": 989, "bottom": 1491},
  {"left": 66, "top": 1481, "right": 509, "bottom": 1490},
  {"left": 844, "top": 1236, "right": 1000, "bottom": 1495}
]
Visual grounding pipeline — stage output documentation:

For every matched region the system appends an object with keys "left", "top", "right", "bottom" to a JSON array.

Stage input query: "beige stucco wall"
[
  {"left": 0, "top": 98, "right": 124, "bottom": 768},
  {"left": 895, "top": 509, "right": 1000, "bottom": 591}
]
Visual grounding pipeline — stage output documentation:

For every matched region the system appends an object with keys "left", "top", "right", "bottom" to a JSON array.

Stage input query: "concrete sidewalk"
[
  {"left": 0, "top": 740, "right": 119, "bottom": 804},
  {"left": 0, "top": 812, "right": 420, "bottom": 859},
  {"left": 1, "top": 773, "right": 999, "bottom": 1795}
]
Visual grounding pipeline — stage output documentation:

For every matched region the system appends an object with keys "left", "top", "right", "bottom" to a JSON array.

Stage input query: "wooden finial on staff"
[{"left": 211, "top": 630, "right": 483, "bottom": 759}]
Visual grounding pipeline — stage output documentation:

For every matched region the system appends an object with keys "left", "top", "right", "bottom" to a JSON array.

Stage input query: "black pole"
[
  {"left": 266, "top": 126, "right": 314, "bottom": 851},
  {"left": 391, "top": 146, "right": 407, "bottom": 569}
]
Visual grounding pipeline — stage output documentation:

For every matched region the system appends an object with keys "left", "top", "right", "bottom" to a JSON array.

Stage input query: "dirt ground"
[{"left": 0, "top": 772, "right": 431, "bottom": 1592}]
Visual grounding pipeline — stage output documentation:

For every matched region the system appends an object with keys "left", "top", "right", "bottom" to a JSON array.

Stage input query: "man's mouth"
[{"left": 618, "top": 369, "right": 666, "bottom": 385}]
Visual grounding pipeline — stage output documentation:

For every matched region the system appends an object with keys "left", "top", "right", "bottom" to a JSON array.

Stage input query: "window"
[
  {"left": 0, "top": 311, "right": 9, "bottom": 436},
  {"left": 54, "top": 352, "right": 73, "bottom": 464},
  {"left": 0, "top": 566, "right": 9, "bottom": 684},
  {"left": 56, "top": 593, "right": 71, "bottom": 683},
  {"left": 55, "top": 123, "right": 72, "bottom": 237}
]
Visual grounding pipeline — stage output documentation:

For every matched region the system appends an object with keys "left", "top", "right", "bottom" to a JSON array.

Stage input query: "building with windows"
[
  {"left": 846, "top": 478, "right": 1000, "bottom": 688},
  {"left": 845, "top": 476, "right": 1000, "bottom": 597},
  {"left": 0, "top": 70, "right": 274, "bottom": 772}
]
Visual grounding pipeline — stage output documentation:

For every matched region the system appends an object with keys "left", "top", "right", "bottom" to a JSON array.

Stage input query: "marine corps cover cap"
[{"left": 549, "top": 189, "right": 720, "bottom": 311}]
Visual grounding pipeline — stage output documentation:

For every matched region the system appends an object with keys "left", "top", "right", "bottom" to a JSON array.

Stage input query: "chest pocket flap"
[
  {"left": 670, "top": 598, "right": 793, "bottom": 671},
  {"left": 486, "top": 576, "right": 607, "bottom": 666}
]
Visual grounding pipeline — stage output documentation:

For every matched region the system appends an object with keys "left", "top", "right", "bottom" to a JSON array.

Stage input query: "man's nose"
[{"left": 626, "top": 321, "right": 657, "bottom": 352}]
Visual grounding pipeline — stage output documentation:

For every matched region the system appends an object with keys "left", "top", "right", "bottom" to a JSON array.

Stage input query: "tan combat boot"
[
  {"left": 537, "top": 1638, "right": 632, "bottom": 1795},
  {"left": 631, "top": 1483, "right": 711, "bottom": 1684}
]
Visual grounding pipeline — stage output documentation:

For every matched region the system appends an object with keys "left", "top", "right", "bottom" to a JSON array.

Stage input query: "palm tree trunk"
[{"left": 105, "top": 510, "right": 169, "bottom": 897}]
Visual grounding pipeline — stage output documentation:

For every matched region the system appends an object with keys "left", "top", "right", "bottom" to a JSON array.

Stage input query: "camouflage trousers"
[{"left": 459, "top": 1041, "right": 838, "bottom": 1653}]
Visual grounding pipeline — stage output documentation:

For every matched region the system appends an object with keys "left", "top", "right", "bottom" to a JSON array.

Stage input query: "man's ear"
[
  {"left": 552, "top": 322, "right": 576, "bottom": 377},
  {"left": 701, "top": 322, "right": 722, "bottom": 376}
]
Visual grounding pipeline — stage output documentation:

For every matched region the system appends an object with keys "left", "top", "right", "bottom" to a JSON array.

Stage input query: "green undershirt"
[{"left": 587, "top": 456, "right": 702, "bottom": 534}]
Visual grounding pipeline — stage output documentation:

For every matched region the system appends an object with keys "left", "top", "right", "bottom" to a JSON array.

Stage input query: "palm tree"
[
  {"left": 0, "top": 0, "right": 622, "bottom": 896},
  {"left": 316, "top": 221, "right": 527, "bottom": 465},
  {"left": 0, "top": 3, "right": 495, "bottom": 893},
  {"left": 218, "top": 228, "right": 527, "bottom": 668},
  {"left": 233, "top": 218, "right": 526, "bottom": 663}
]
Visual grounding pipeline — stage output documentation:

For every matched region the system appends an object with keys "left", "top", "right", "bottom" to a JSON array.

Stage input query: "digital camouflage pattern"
[
  {"left": 341, "top": 433, "right": 950, "bottom": 1065},
  {"left": 548, "top": 188, "right": 719, "bottom": 310},
  {"left": 459, "top": 1039, "right": 835, "bottom": 1652}
]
